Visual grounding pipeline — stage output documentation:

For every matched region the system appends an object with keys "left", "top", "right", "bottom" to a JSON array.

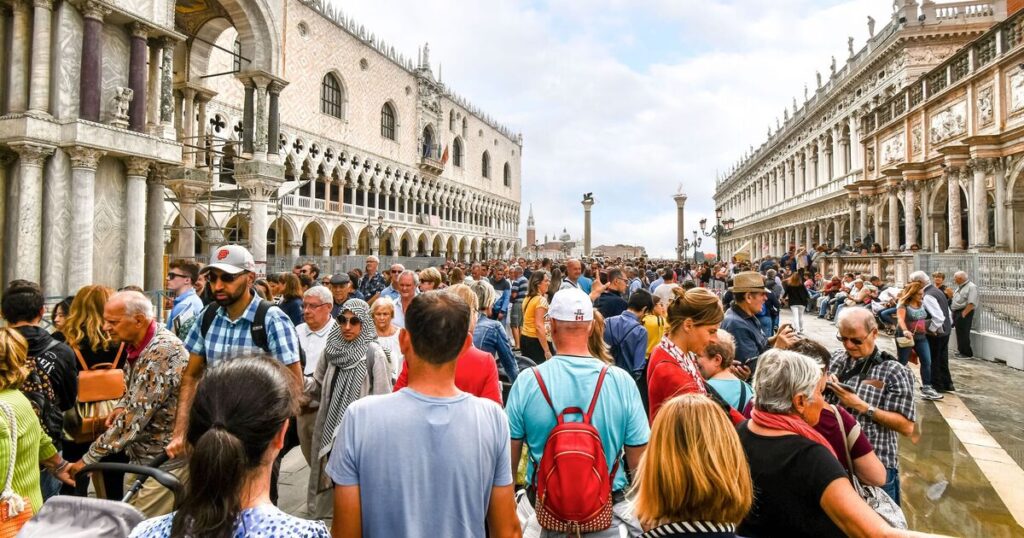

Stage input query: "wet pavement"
[{"left": 277, "top": 312, "right": 1024, "bottom": 537}]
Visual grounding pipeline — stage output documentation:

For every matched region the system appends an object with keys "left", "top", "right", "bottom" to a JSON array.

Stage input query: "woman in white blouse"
[{"left": 370, "top": 299, "right": 404, "bottom": 380}]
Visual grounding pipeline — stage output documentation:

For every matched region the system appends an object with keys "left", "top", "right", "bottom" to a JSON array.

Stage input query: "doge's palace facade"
[
  {"left": 0, "top": 0, "right": 522, "bottom": 297},
  {"left": 714, "top": 1, "right": 1018, "bottom": 262}
]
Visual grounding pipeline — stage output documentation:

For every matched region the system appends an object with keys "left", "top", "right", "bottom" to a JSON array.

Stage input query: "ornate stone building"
[
  {"left": 1, "top": 0, "right": 523, "bottom": 296},
  {"left": 714, "top": 1, "right": 1024, "bottom": 262}
]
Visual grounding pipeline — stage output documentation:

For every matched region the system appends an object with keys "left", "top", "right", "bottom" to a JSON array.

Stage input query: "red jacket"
[
  {"left": 647, "top": 344, "right": 744, "bottom": 426},
  {"left": 394, "top": 335, "right": 503, "bottom": 405}
]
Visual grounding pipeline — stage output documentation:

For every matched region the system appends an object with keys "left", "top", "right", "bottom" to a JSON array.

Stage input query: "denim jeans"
[
  {"left": 897, "top": 334, "right": 933, "bottom": 386},
  {"left": 882, "top": 467, "right": 901, "bottom": 506},
  {"left": 40, "top": 467, "right": 61, "bottom": 500},
  {"left": 757, "top": 316, "right": 773, "bottom": 338},
  {"left": 879, "top": 307, "right": 897, "bottom": 326},
  {"left": 819, "top": 297, "right": 831, "bottom": 317}
]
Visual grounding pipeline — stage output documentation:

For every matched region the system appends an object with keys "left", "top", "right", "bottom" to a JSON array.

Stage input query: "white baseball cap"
[
  {"left": 548, "top": 288, "right": 594, "bottom": 322},
  {"left": 204, "top": 245, "right": 256, "bottom": 274}
]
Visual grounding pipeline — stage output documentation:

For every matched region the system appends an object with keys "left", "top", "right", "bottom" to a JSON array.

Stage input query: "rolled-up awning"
[{"left": 733, "top": 240, "right": 752, "bottom": 261}]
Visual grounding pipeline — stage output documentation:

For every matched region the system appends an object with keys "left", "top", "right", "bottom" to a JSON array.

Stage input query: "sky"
[{"left": 339, "top": 0, "right": 897, "bottom": 258}]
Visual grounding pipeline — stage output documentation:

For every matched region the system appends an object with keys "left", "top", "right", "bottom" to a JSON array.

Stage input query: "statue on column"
[{"left": 111, "top": 87, "right": 134, "bottom": 128}]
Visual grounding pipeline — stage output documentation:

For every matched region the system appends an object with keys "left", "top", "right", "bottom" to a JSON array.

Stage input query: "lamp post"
[
  {"left": 698, "top": 207, "right": 734, "bottom": 261},
  {"left": 368, "top": 214, "right": 385, "bottom": 255},
  {"left": 680, "top": 230, "right": 701, "bottom": 264}
]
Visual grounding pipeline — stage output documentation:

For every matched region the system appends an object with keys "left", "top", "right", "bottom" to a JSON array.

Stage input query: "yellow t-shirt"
[
  {"left": 521, "top": 295, "right": 549, "bottom": 339},
  {"left": 642, "top": 314, "right": 666, "bottom": 357}
]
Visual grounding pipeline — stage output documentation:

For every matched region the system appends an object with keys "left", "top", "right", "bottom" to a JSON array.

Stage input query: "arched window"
[
  {"left": 422, "top": 126, "right": 434, "bottom": 158},
  {"left": 481, "top": 151, "right": 491, "bottom": 178},
  {"left": 321, "top": 73, "right": 344, "bottom": 119},
  {"left": 453, "top": 137, "right": 464, "bottom": 167},
  {"left": 381, "top": 102, "right": 396, "bottom": 140},
  {"left": 503, "top": 162, "right": 511, "bottom": 186},
  {"left": 449, "top": 111, "right": 455, "bottom": 131}
]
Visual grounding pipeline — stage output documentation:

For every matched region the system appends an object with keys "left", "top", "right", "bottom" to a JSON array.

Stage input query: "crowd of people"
[{"left": 0, "top": 244, "right": 971, "bottom": 537}]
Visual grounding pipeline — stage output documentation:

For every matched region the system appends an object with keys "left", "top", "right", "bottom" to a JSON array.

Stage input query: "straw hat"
[{"left": 729, "top": 271, "right": 770, "bottom": 293}]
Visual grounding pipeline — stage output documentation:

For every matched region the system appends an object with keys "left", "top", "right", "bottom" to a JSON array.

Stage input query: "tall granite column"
[
  {"left": 970, "top": 159, "right": 992, "bottom": 251},
  {"left": 159, "top": 39, "right": 175, "bottom": 137},
  {"left": 11, "top": 144, "right": 54, "bottom": 281},
  {"left": 67, "top": 147, "right": 103, "bottom": 292},
  {"left": 7, "top": 0, "right": 30, "bottom": 113},
  {"left": 947, "top": 167, "right": 964, "bottom": 252},
  {"left": 887, "top": 184, "right": 899, "bottom": 251},
  {"left": 904, "top": 182, "right": 918, "bottom": 248},
  {"left": 673, "top": 191, "right": 687, "bottom": 261},
  {"left": 146, "top": 38, "right": 160, "bottom": 131},
  {"left": 582, "top": 196, "right": 594, "bottom": 257},
  {"left": 994, "top": 159, "right": 1008, "bottom": 251},
  {"left": 144, "top": 169, "right": 166, "bottom": 291},
  {"left": 122, "top": 158, "right": 149, "bottom": 287},
  {"left": 253, "top": 77, "right": 269, "bottom": 158},
  {"left": 26, "top": 0, "right": 53, "bottom": 115},
  {"left": 268, "top": 82, "right": 284, "bottom": 162},
  {"left": 127, "top": 23, "right": 148, "bottom": 132},
  {"left": 77, "top": 1, "right": 107, "bottom": 122}
]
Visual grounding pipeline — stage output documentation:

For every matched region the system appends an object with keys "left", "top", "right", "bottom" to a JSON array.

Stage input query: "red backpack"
[{"left": 531, "top": 366, "right": 616, "bottom": 535}]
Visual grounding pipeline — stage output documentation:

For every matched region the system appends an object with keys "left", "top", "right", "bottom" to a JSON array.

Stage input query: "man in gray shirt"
[
  {"left": 951, "top": 271, "right": 979, "bottom": 359},
  {"left": 328, "top": 291, "right": 520, "bottom": 538}
]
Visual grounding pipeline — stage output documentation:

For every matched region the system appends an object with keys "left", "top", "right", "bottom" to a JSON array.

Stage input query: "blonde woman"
[
  {"left": 418, "top": 267, "right": 444, "bottom": 291},
  {"left": 632, "top": 393, "right": 751, "bottom": 537},
  {"left": 370, "top": 299, "right": 403, "bottom": 380}
]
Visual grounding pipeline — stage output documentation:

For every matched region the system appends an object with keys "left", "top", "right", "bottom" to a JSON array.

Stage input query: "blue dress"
[{"left": 129, "top": 504, "right": 329, "bottom": 537}]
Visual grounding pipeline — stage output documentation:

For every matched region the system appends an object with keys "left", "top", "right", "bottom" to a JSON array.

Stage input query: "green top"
[{"left": 0, "top": 389, "right": 57, "bottom": 512}]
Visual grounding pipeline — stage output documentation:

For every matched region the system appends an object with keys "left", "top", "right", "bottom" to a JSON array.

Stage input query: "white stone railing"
[
  {"left": 732, "top": 172, "right": 857, "bottom": 227},
  {"left": 935, "top": 1, "right": 996, "bottom": 19}
]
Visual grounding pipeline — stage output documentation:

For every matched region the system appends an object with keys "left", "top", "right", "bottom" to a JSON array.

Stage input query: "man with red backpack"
[{"left": 507, "top": 288, "right": 650, "bottom": 536}]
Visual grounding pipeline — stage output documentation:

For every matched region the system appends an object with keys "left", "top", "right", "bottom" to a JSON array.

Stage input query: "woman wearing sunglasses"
[{"left": 304, "top": 299, "right": 392, "bottom": 521}]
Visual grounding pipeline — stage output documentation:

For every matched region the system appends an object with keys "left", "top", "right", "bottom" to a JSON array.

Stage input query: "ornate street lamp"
[
  {"left": 680, "top": 230, "right": 702, "bottom": 263},
  {"left": 698, "top": 207, "right": 733, "bottom": 261}
]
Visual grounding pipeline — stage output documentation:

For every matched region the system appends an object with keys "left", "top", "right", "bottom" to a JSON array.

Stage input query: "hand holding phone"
[{"left": 826, "top": 380, "right": 856, "bottom": 393}]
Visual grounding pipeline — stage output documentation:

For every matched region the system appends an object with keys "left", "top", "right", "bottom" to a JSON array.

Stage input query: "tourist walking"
[
  {"left": 911, "top": 271, "right": 954, "bottom": 395},
  {"left": 782, "top": 271, "right": 810, "bottom": 334},
  {"left": 294, "top": 286, "right": 337, "bottom": 463},
  {"left": 895, "top": 282, "right": 941, "bottom": 400},
  {"left": 165, "top": 259, "right": 204, "bottom": 334},
  {"left": 951, "top": 271, "right": 978, "bottom": 360},
  {"left": 604, "top": 289, "right": 653, "bottom": 378},
  {"left": 369, "top": 299, "right": 404, "bottom": 381},
  {"left": 520, "top": 270, "right": 553, "bottom": 364}
]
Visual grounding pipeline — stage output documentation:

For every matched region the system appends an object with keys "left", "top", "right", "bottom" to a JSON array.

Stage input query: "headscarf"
[{"left": 317, "top": 299, "right": 377, "bottom": 459}]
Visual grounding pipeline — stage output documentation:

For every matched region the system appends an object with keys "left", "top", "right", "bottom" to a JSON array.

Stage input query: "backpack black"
[
  {"left": 199, "top": 300, "right": 306, "bottom": 368},
  {"left": 22, "top": 340, "right": 61, "bottom": 444}
]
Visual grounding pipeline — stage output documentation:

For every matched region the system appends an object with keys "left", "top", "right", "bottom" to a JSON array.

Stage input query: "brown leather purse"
[{"left": 66, "top": 343, "right": 126, "bottom": 443}]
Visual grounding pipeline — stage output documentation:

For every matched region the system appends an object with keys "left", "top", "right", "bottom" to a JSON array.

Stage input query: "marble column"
[
  {"left": 805, "top": 224, "right": 813, "bottom": 251},
  {"left": 904, "top": 182, "right": 918, "bottom": 248},
  {"left": 887, "top": 184, "right": 900, "bottom": 251},
  {"left": 26, "top": 0, "right": 53, "bottom": 115},
  {"left": 41, "top": 150, "right": 70, "bottom": 296},
  {"left": 858, "top": 196, "right": 869, "bottom": 240},
  {"left": 253, "top": 78, "right": 269, "bottom": 156},
  {"left": 159, "top": 39, "right": 174, "bottom": 133},
  {"left": 848, "top": 200, "right": 857, "bottom": 244},
  {"left": 947, "top": 168, "right": 964, "bottom": 252},
  {"left": 146, "top": 39, "right": 160, "bottom": 131},
  {"left": 0, "top": 153, "right": 14, "bottom": 284},
  {"left": 241, "top": 80, "right": 255, "bottom": 154},
  {"left": 582, "top": 198, "right": 594, "bottom": 256},
  {"left": 320, "top": 243, "right": 330, "bottom": 257},
  {"left": 810, "top": 154, "right": 819, "bottom": 188},
  {"left": 7, "top": 0, "right": 30, "bottom": 113},
  {"left": 246, "top": 182, "right": 275, "bottom": 264},
  {"left": 970, "top": 159, "right": 991, "bottom": 250},
  {"left": 122, "top": 158, "right": 149, "bottom": 286},
  {"left": 180, "top": 88, "right": 195, "bottom": 165},
  {"left": 11, "top": 144, "right": 53, "bottom": 281},
  {"left": 127, "top": 23, "right": 148, "bottom": 132},
  {"left": 77, "top": 1, "right": 107, "bottom": 122},
  {"left": 287, "top": 241, "right": 301, "bottom": 260},
  {"left": 67, "top": 147, "right": 103, "bottom": 292},
  {"left": 994, "top": 160, "right": 1008, "bottom": 250},
  {"left": 849, "top": 115, "right": 862, "bottom": 170},
  {"left": 144, "top": 169, "right": 166, "bottom": 291},
  {"left": 673, "top": 191, "right": 687, "bottom": 261},
  {"left": 268, "top": 82, "right": 283, "bottom": 162},
  {"left": 818, "top": 220, "right": 828, "bottom": 247},
  {"left": 196, "top": 95, "right": 210, "bottom": 166}
]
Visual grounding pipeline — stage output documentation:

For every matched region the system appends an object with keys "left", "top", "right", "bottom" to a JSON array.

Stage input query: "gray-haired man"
[{"left": 951, "top": 271, "right": 978, "bottom": 362}]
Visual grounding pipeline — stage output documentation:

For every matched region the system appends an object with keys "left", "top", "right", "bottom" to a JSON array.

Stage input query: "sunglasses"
[
  {"left": 339, "top": 316, "right": 362, "bottom": 326},
  {"left": 836, "top": 334, "right": 868, "bottom": 346},
  {"left": 206, "top": 271, "right": 244, "bottom": 284},
  {"left": 167, "top": 272, "right": 189, "bottom": 280}
]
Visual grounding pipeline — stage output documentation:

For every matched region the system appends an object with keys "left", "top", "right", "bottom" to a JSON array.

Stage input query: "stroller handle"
[{"left": 80, "top": 453, "right": 183, "bottom": 504}]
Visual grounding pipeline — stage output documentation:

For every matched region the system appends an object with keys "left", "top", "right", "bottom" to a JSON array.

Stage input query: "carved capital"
[
  {"left": 243, "top": 181, "right": 278, "bottom": 200},
  {"left": 857, "top": 194, "right": 873, "bottom": 205},
  {"left": 129, "top": 21, "right": 149, "bottom": 39},
  {"left": 967, "top": 157, "right": 994, "bottom": 174},
  {"left": 11, "top": 143, "right": 54, "bottom": 167},
  {"left": 287, "top": 241, "right": 303, "bottom": 249},
  {"left": 32, "top": 0, "right": 53, "bottom": 10},
  {"left": 74, "top": 0, "right": 109, "bottom": 19},
  {"left": 124, "top": 157, "right": 151, "bottom": 177},
  {"left": 68, "top": 146, "right": 105, "bottom": 170}
]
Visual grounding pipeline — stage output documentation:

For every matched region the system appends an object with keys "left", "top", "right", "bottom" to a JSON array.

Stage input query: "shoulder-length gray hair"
[{"left": 752, "top": 349, "right": 823, "bottom": 414}]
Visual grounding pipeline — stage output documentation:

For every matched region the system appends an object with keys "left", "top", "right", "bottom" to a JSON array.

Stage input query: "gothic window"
[
  {"left": 232, "top": 39, "right": 242, "bottom": 72},
  {"left": 381, "top": 102, "right": 396, "bottom": 140},
  {"left": 462, "top": 117, "right": 468, "bottom": 138},
  {"left": 481, "top": 151, "right": 491, "bottom": 179},
  {"left": 449, "top": 110, "right": 455, "bottom": 131},
  {"left": 321, "top": 73, "right": 344, "bottom": 119},
  {"left": 453, "top": 137, "right": 464, "bottom": 167},
  {"left": 503, "top": 162, "right": 511, "bottom": 186}
]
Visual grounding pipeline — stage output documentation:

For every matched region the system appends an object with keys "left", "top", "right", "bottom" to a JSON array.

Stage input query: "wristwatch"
[{"left": 865, "top": 405, "right": 876, "bottom": 420}]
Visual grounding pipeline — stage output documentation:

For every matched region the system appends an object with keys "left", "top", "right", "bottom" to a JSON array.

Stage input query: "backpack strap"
[
  {"left": 109, "top": 342, "right": 125, "bottom": 369},
  {"left": 583, "top": 367, "right": 609, "bottom": 423},
  {"left": 71, "top": 345, "right": 89, "bottom": 371},
  {"left": 250, "top": 299, "right": 273, "bottom": 353},
  {"left": 531, "top": 367, "right": 555, "bottom": 414},
  {"left": 199, "top": 303, "right": 219, "bottom": 339}
]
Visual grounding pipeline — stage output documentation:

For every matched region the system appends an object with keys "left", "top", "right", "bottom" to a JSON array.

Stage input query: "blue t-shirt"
[
  {"left": 166, "top": 288, "right": 204, "bottom": 332},
  {"left": 129, "top": 504, "right": 328, "bottom": 537},
  {"left": 707, "top": 378, "right": 753, "bottom": 411},
  {"left": 506, "top": 355, "right": 650, "bottom": 491},
  {"left": 327, "top": 388, "right": 512, "bottom": 538}
]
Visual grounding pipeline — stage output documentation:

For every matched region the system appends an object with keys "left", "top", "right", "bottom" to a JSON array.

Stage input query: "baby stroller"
[{"left": 18, "top": 453, "right": 183, "bottom": 537}]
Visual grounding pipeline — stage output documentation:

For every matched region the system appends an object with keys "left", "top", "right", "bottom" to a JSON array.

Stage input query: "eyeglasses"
[
  {"left": 206, "top": 271, "right": 243, "bottom": 284},
  {"left": 836, "top": 334, "right": 868, "bottom": 346},
  {"left": 390, "top": 269, "right": 402, "bottom": 274},
  {"left": 338, "top": 316, "right": 362, "bottom": 326},
  {"left": 302, "top": 302, "right": 329, "bottom": 310},
  {"left": 167, "top": 272, "right": 189, "bottom": 281}
]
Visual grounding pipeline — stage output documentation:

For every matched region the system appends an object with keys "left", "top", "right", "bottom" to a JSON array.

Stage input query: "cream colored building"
[{"left": 0, "top": 0, "right": 522, "bottom": 296}]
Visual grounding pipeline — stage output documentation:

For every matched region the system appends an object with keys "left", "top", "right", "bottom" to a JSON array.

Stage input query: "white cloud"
[{"left": 336, "top": 0, "right": 895, "bottom": 257}]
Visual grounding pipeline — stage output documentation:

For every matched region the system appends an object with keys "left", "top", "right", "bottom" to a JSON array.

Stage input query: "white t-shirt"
[
  {"left": 376, "top": 330, "right": 404, "bottom": 380},
  {"left": 653, "top": 283, "right": 680, "bottom": 306},
  {"left": 296, "top": 318, "right": 336, "bottom": 376}
]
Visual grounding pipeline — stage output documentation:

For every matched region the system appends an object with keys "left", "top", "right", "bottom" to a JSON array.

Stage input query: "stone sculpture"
[{"left": 110, "top": 87, "right": 134, "bottom": 129}]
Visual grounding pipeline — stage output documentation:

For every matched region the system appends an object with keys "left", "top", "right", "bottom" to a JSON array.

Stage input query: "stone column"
[
  {"left": 26, "top": 0, "right": 53, "bottom": 115},
  {"left": 7, "top": 0, "right": 30, "bottom": 113},
  {"left": 196, "top": 94, "right": 210, "bottom": 166},
  {"left": 887, "top": 184, "right": 900, "bottom": 251},
  {"left": 244, "top": 181, "right": 277, "bottom": 265},
  {"left": 582, "top": 197, "right": 594, "bottom": 256},
  {"left": 320, "top": 243, "right": 330, "bottom": 257},
  {"left": 159, "top": 39, "right": 175, "bottom": 136},
  {"left": 287, "top": 241, "right": 301, "bottom": 260},
  {"left": 127, "top": 23, "right": 148, "bottom": 132},
  {"left": 241, "top": 80, "right": 255, "bottom": 154},
  {"left": 848, "top": 200, "right": 857, "bottom": 244},
  {"left": 122, "top": 158, "right": 149, "bottom": 286},
  {"left": 849, "top": 114, "right": 862, "bottom": 170},
  {"left": 146, "top": 39, "right": 160, "bottom": 131},
  {"left": 253, "top": 77, "right": 269, "bottom": 157},
  {"left": 994, "top": 159, "right": 1008, "bottom": 251},
  {"left": 818, "top": 220, "right": 827, "bottom": 247},
  {"left": 66, "top": 147, "right": 103, "bottom": 292},
  {"left": 805, "top": 224, "right": 813, "bottom": 251},
  {"left": 947, "top": 168, "right": 964, "bottom": 252},
  {"left": 10, "top": 144, "right": 53, "bottom": 281},
  {"left": 673, "top": 191, "right": 687, "bottom": 261},
  {"left": 77, "top": 1, "right": 108, "bottom": 122},
  {"left": 180, "top": 88, "right": 195, "bottom": 165},
  {"left": 268, "top": 82, "right": 284, "bottom": 162},
  {"left": 970, "top": 159, "right": 992, "bottom": 251},
  {"left": 810, "top": 153, "right": 819, "bottom": 188},
  {"left": 858, "top": 196, "right": 869, "bottom": 240},
  {"left": 904, "top": 182, "right": 918, "bottom": 248},
  {"left": 144, "top": 169, "right": 166, "bottom": 291}
]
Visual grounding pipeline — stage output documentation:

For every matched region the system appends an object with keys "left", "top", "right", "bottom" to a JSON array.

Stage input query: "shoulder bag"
[
  {"left": 830, "top": 405, "right": 907, "bottom": 529},
  {"left": 65, "top": 343, "right": 126, "bottom": 444},
  {"left": 0, "top": 401, "right": 33, "bottom": 537}
]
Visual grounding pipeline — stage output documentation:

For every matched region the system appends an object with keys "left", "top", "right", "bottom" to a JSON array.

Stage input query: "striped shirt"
[{"left": 182, "top": 294, "right": 300, "bottom": 367}]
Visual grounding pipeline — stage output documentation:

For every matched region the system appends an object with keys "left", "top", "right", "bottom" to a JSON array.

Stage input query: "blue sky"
[{"left": 340, "top": 0, "right": 896, "bottom": 257}]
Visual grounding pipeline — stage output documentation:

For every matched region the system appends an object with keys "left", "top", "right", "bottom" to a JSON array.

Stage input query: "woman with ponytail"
[{"left": 129, "top": 358, "right": 328, "bottom": 538}]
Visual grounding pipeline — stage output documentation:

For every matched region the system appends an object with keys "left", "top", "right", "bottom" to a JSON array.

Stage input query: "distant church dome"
[{"left": 559, "top": 227, "right": 571, "bottom": 242}]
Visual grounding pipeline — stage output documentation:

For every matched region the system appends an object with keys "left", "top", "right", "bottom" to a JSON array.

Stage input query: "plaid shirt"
[
  {"left": 183, "top": 294, "right": 300, "bottom": 367},
  {"left": 827, "top": 348, "right": 916, "bottom": 469},
  {"left": 359, "top": 272, "right": 387, "bottom": 299}
]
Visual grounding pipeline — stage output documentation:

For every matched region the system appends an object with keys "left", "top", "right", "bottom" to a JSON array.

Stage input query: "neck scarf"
[
  {"left": 751, "top": 408, "right": 837, "bottom": 459},
  {"left": 657, "top": 336, "right": 707, "bottom": 394},
  {"left": 317, "top": 299, "right": 377, "bottom": 459}
]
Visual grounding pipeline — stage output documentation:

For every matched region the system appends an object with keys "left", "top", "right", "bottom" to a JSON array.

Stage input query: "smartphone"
[{"left": 827, "top": 381, "right": 856, "bottom": 393}]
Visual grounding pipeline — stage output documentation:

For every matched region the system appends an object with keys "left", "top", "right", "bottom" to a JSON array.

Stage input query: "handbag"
[
  {"left": 831, "top": 405, "right": 907, "bottom": 529},
  {"left": 65, "top": 343, "right": 126, "bottom": 444},
  {"left": 0, "top": 402, "right": 33, "bottom": 538}
]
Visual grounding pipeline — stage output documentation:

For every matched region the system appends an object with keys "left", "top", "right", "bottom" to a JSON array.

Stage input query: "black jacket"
[
  {"left": 594, "top": 290, "right": 628, "bottom": 320},
  {"left": 15, "top": 325, "right": 78, "bottom": 448}
]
